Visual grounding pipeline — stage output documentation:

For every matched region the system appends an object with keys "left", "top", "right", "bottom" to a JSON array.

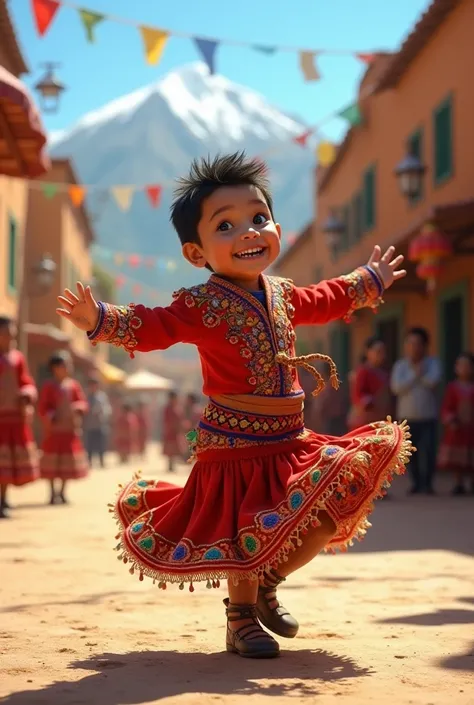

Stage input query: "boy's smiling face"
[{"left": 182, "top": 184, "right": 281, "bottom": 290}]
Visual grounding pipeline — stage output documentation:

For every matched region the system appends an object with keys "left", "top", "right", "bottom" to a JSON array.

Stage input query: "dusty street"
[{"left": 0, "top": 447, "right": 473, "bottom": 705}]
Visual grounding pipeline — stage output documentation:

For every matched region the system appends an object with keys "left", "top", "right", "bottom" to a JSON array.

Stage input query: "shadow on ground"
[
  {"left": 438, "top": 642, "right": 474, "bottom": 672},
  {"left": 1, "top": 648, "right": 374, "bottom": 704}
]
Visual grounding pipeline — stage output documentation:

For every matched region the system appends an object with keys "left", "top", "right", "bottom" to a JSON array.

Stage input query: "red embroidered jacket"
[
  {"left": 38, "top": 379, "right": 88, "bottom": 433},
  {"left": 89, "top": 267, "right": 383, "bottom": 399}
]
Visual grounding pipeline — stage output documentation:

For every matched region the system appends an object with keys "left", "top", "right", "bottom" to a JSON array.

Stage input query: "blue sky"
[{"left": 11, "top": 0, "right": 431, "bottom": 141}]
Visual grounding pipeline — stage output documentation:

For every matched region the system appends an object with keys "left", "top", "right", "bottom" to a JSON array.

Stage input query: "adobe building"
[{"left": 276, "top": 0, "right": 474, "bottom": 384}]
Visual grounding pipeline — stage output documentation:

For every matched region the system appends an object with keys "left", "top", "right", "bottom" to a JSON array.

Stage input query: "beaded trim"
[
  {"left": 340, "top": 266, "right": 384, "bottom": 322},
  {"left": 87, "top": 302, "right": 142, "bottom": 356}
]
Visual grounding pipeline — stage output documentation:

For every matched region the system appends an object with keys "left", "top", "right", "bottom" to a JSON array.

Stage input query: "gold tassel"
[{"left": 275, "top": 351, "right": 339, "bottom": 396}]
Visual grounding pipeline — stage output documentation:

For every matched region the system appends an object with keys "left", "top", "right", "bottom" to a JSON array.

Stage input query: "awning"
[
  {"left": 125, "top": 369, "right": 173, "bottom": 391},
  {"left": 99, "top": 361, "right": 126, "bottom": 384},
  {"left": 25, "top": 322, "right": 70, "bottom": 347},
  {"left": 0, "top": 66, "right": 50, "bottom": 178}
]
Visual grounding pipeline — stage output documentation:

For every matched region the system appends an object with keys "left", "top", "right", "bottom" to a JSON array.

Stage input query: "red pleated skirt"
[
  {"left": 40, "top": 431, "right": 89, "bottom": 480},
  {"left": 0, "top": 412, "right": 39, "bottom": 486},
  {"left": 112, "top": 418, "right": 412, "bottom": 590}
]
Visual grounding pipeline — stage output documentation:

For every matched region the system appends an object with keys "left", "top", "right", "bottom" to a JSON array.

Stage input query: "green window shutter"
[
  {"left": 341, "top": 204, "right": 350, "bottom": 252},
  {"left": 363, "top": 166, "right": 376, "bottom": 231},
  {"left": 8, "top": 214, "right": 17, "bottom": 291},
  {"left": 408, "top": 127, "right": 424, "bottom": 203},
  {"left": 433, "top": 96, "right": 453, "bottom": 184}
]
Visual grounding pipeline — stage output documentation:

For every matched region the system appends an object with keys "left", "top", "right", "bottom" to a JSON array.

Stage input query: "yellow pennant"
[
  {"left": 140, "top": 26, "right": 169, "bottom": 66},
  {"left": 317, "top": 141, "right": 337, "bottom": 167},
  {"left": 111, "top": 186, "right": 134, "bottom": 212}
]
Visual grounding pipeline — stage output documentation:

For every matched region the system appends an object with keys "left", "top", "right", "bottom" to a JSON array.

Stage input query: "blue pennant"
[{"left": 194, "top": 38, "right": 219, "bottom": 74}]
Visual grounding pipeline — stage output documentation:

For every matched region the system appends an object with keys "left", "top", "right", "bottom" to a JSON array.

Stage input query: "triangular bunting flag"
[
  {"left": 31, "top": 0, "right": 60, "bottom": 37},
  {"left": 140, "top": 26, "right": 169, "bottom": 65},
  {"left": 338, "top": 103, "right": 362, "bottom": 127},
  {"left": 293, "top": 129, "right": 313, "bottom": 147},
  {"left": 78, "top": 9, "right": 105, "bottom": 43},
  {"left": 41, "top": 182, "right": 58, "bottom": 199},
  {"left": 357, "top": 53, "right": 376, "bottom": 65},
  {"left": 299, "top": 51, "right": 320, "bottom": 82},
  {"left": 194, "top": 38, "right": 219, "bottom": 75},
  {"left": 146, "top": 185, "right": 162, "bottom": 208},
  {"left": 128, "top": 255, "right": 141, "bottom": 268},
  {"left": 252, "top": 45, "right": 277, "bottom": 55},
  {"left": 316, "top": 141, "right": 337, "bottom": 167},
  {"left": 69, "top": 185, "right": 86, "bottom": 207},
  {"left": 111, "top": 186, "right": 134, "bottom": 212}
]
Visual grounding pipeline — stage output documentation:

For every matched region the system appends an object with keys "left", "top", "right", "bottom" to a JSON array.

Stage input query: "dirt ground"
[{"left": 0, "top": 446, "right": 473, "bottom": 705}]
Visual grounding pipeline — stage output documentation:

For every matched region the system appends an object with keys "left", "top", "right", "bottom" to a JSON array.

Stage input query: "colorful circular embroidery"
[
  {"left": 136, "top": 480, "right": 148, "bottom": 488},
  {"left": 261, "top": 512, "right": 281, "bottom": 530},
  {"left": 323, "top": 446, "right": 341, "bottom": 459},
  {"left": 311, "top": 469, "right": 322, "bottom": 484},
  {"left": 203, "top": 547, "right": 224, "bottom": 560},
  {"left": 241, "top": 533, "right": 260, "bottom": 555},
  {"left": 138, "top": 536, "right": 154, "bottom": 552},
  {"left": 131, "top": 522, "right": 144, "bottom": 534},
  {"left": 288, "top": 491, "right": 304, "bottom": 511},
  {"left": 171, "top": 543, "right": 189, "bottom": 561},
  {"left": 125, "top": 495, "right": 139, "bottom": 507}
]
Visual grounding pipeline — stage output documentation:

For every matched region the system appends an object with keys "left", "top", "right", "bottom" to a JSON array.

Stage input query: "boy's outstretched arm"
[
  {"left": 57, "top": 282, "right": 201, "bottom": 357},
  {"left": 291, "top": 245, "right": 406, "bottom": 327}
]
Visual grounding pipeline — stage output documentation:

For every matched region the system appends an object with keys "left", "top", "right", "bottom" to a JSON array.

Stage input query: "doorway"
[
  {"left": 438, "top": 281, "right": 469, "bottom": 382},
  {"left": 374, "top": 303, "right": 404, "bottom": 370}
]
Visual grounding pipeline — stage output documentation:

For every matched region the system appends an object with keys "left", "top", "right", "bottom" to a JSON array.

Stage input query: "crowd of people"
[
  {"left": 0, "top": 315, "right": 203, "bottom": 519},
  {"left": 304, "top": 326, "right": 474, "bottom": 496}
]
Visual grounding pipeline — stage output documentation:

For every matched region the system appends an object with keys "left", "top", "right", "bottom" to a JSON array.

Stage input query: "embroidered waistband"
[{"left": 211, "top": 393, "right": 305, "bottom": 415}]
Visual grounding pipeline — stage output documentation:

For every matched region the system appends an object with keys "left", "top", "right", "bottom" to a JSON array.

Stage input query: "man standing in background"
[
  {"left": 391, "top": 327, "right": 441, "bottom": 495},
  {"left": 84, "top": 377, "right": 111, "bottom": 468}
]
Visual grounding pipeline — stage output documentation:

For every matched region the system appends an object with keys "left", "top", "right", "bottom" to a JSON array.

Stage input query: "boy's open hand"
[
  {"left": 56, "top": 282, "right": 100, "bottom": 332},
  {"left": 367, "top": 245, "right": 406, "bottom": 289}
]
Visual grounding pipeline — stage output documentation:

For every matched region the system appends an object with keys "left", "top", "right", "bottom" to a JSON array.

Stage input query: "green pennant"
[
  {"left": 41, "top": 183, "right": 58, "bottom": 199},
  {"left": 78, "top": 9, "right": 105, "bottom": 43},
  {"left": 338, "top": 103, "right": 362, "bottom": 127}
]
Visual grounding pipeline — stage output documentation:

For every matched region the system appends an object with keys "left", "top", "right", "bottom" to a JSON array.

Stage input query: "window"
[
  {"left": 408, "top": 127, "right": 424, "bottom": 203},
  {"left": 351, "top": 191, "right": 363, "bottom": 243},
  {"left": 363, "top": 166, "right": 376, "bottom": 231},
  {"left": 8, "top": 214, "right": 17, "bottom": 291},
  {"left": 433, "top": 95, "right": 453, "bottom": 184},
  {"left": 340, "top": 204, "right": 351, "bottom": 252}
]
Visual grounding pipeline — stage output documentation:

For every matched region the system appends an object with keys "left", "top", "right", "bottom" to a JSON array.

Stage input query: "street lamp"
[
  {"left": 395, "top": 146, "right": 426, "bottom": 200},
  {"left": 322, "top": 210, "right": 345, "bottom": 250},
  {"left": 18, "top": 254, "right": 57, "bottom": 359},
  {"left": 34, "top": 63, "right": 66, "bottom": 114}
]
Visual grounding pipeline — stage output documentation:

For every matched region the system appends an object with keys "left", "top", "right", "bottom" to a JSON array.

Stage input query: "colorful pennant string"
[{"left": 30, "top": 0, "right": 380, "bottom": 80}]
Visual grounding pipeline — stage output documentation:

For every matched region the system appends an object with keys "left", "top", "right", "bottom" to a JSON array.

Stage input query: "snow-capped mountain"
[{"left": 50, "top": 63, "right": 315, "bottom": 297}]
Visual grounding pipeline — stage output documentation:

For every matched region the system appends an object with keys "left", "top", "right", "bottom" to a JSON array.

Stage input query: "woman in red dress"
[
  {"left": 57, "top": 154, "right": 412, "bottom": 659},
  {"left": 438, "top": 352, "right": 474, "bottom": 495},
  {"left": 115, "top": 402, "right": 139, "bottom": 463},
  {"left": 347, "top": 337, "right": 393, "bottom": 431},
  {"left": 39, "top": 352, "right": 89, "bottom": 504},
  {"left": 0, "top": 317, "right": 39, "bottom": 517},
  {"left": 162, "top": 391, "right": 184, "bottom": 472},
  {"left": 136, "top": 400, "right": 151, "bottom": 458}
]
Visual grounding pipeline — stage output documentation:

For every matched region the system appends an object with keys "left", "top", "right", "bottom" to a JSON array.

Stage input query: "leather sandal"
[
  {"left": 256, "top": 569, "right": 299, "bottom": 639},
  {"left": 224, "top": 599, "right": 280, "bottom": 659}
]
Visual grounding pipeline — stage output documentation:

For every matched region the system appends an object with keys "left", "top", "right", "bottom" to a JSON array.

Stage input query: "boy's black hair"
[
  {"left": 171, "top": 152, "right": 274, "bottom": 253},
  {"left": 49, "top": 350, "right": 71, "bottom": 368},
  {"left": 406, "top": 327, "right": 429, "bottom": 346},
  {"left": 457, "top": 351, "right": 474, "bottom": 365},
  {"left": 0, "top": 316, "right": 13, "bottom": 329}
]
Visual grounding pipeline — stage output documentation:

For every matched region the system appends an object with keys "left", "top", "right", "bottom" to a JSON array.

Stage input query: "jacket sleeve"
[
  {"left": 87, "top": 290, "right": 202, "bottom": 356},
  {"left": 38, "top": 382, "right": 55, "bottom": 419},
  {"left": 72, "top": 381, "right": 89, "bottom": 414},
  {"left": 440, "top": 383, "right": 458, "bottom": 425},
  {"left": 16, "top": 352, "right": 38, "bottom": 404},
  {"left": 291, "top": 266, "right": 384, "bottom": 327}
]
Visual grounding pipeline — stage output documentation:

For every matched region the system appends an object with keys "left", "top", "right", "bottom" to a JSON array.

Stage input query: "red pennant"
[
  {"left": 128, "top": 254, "right": 141, "bottom": 268},
  {"left": 357, "top": 53, "right": 376, "bottom": 65},
  {"left": 115, "top": 275, "right": 125, "bottom": 288},
  {"left": 286, "top": 232, "right": 297, "bottom": 245},
  {"left": 293, "top": 129, "right": 312, "bottom": 147},
  {"left": 146, "top": 185, "right": 162, "bottom": 208},
  {"left": 31, "top": 0, "right": 60, "bottom": 36}
]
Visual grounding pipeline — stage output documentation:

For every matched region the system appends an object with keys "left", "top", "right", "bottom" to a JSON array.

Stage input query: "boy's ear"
[
  {"left": 182, "top": 242, "right": 207, "bottom": 269},
  {"left": 275, "top": 223, "right": 282, "bottom": 240}
]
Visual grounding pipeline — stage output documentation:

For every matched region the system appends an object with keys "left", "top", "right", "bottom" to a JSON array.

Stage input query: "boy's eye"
[
  {"left": 217, "top": 221, "right": 232, "bottom": 231},
  {"left": 253, "top": 213, "right": 268, "bottom": 225}
]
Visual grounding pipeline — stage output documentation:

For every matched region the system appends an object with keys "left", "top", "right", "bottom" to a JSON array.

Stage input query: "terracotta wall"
[{"left": 0, "top": 176, "right": 27, "bottom": 319}]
